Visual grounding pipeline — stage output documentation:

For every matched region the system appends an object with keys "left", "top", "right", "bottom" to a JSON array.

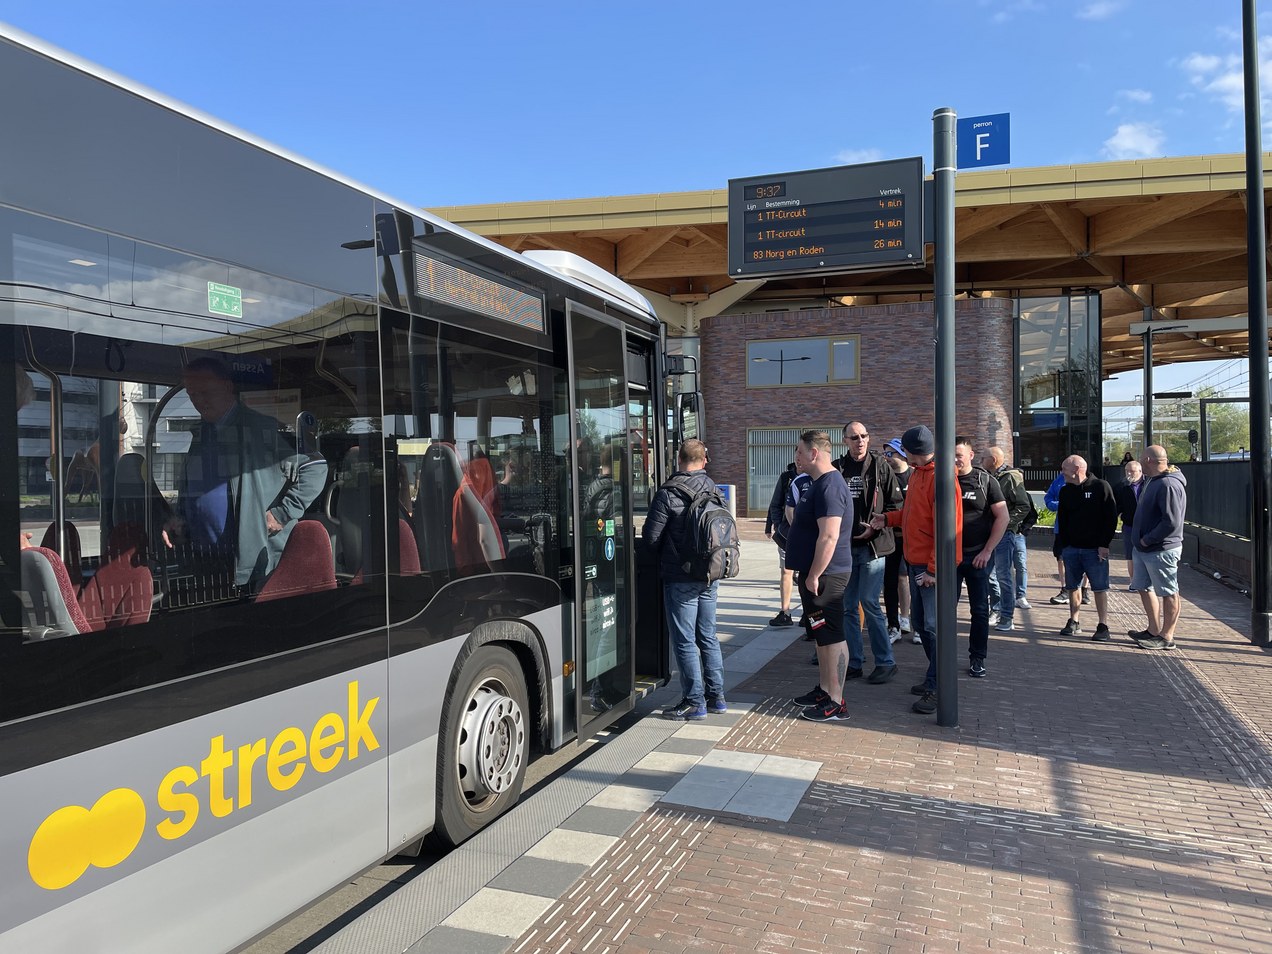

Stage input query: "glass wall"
[{"left": 1014, "top": 293, "right": 1102, "bottom": 487}]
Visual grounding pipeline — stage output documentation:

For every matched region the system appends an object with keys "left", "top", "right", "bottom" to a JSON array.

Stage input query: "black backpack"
[
  {"left": 667, "top": 480, "right": 741, "bottom": 583},
  {"left": 1003, "top": 468, "right": 1039, "bottom": 532}
]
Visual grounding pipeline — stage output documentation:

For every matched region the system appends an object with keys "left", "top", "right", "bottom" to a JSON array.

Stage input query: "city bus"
[{"left": 0, "top": 24, "right": 682, "bottom": 953}]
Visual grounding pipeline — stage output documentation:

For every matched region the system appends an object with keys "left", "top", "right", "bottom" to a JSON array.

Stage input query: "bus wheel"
[{"left": 432, "top": 645, "right": 529, "bottom": 847}]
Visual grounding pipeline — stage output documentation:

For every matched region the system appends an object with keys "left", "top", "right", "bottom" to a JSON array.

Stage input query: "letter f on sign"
[{"left": 976, "top": 133, "right": 990, "bottom": 161}]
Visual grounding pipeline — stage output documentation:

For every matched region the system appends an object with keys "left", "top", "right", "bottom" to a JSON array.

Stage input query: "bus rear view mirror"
[{"left": 676, "top": 391, "right": 703, "bottom": 443}]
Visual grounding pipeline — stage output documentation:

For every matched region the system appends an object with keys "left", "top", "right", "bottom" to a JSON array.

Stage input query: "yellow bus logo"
[
  {"left": 28, "top": 680, "right": 379, "bottom": 890},
  {"left": 28, "top": 788, "right": 147, "bottom": 890}
]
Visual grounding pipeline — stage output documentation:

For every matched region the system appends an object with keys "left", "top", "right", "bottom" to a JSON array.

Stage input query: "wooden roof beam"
[
  {"left": 1123, "top": 249, "right": 1244, "bottom": 284},
  {"left": 1043, "top": 203, "right": 1090, "bottom": 253},
  {"left": 1090, "top": 192, "right": 1229, "bottom": 251},
  {"left": 958, "top": 205, "right": 1032, "bottom": 241},
  {"left": 617, "top": 228, "right": 677, "bottom": 276}
]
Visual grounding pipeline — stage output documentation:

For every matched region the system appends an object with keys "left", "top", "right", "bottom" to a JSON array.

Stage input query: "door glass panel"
[
  {"left": 629, "top": 385, "right": 654, "bottom": 532},
  {"left": 571, "top": 317, "right": 631, "bottom": 718}
]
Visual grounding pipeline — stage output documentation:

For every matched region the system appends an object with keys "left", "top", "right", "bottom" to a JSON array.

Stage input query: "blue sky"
[
  {"left": 3, "top": 0, "right": 1264, "bottom": 402},
  {"left": 3, "top": 1, "right": 1268, "bottom": 208}
]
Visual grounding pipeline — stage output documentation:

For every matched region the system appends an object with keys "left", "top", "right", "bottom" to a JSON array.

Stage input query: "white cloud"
[
  {"left": 1077, "top": 1, "right": 1125, "bottom": 21},
  {"left": 984, "top": 0, "right": 1044, "bottom": 24},
  {"left": 1103, "top": 122, "right": 1165, "bottom": 159},
  {"left": 834, "top": 148, "right": 883, "bottom": 165},
  {"left": 1119, "top": 88, "right": 1153, "bottom": 104},
  {"left": 1179, "top": 38, "right": 1272, "bottom": 115}
]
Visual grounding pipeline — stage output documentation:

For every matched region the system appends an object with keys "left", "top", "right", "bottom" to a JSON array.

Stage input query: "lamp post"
[{"left": 751, "top": 351, "right": 810, "bottom": 385}]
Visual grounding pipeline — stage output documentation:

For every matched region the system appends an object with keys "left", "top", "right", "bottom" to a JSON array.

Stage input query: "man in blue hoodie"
[{"left": 1128, "top": 445, "right": 1188, "bottom": 650}]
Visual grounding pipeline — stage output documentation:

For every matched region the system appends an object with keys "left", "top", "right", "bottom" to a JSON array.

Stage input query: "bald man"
[
  {"left": 1128, "top": 445, "right": 1187, "bottom": 650},
  {"left": 1055, "top": 455, "right": 1118, "bottom": 641}
]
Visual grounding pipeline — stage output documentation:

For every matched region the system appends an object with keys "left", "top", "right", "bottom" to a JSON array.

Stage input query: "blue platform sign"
[{"left": 957, "top": 113, "right": 1010, "bottom": 168}]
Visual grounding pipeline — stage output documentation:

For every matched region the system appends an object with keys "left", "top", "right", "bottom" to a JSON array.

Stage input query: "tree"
[{"left": 1198, "top": 387, "right": 1250, "bottom": 458}]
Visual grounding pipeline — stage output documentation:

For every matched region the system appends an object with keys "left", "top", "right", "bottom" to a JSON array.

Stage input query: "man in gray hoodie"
[{"left": 1128, "top": 445, "right": 1188, "bottom": 650}]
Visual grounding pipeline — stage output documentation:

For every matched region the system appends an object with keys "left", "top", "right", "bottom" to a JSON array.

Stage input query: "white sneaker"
[
  {"left": 1016, "top": 598, "right": 1032, "bottom": 610},
  {"left": 994, "top": 619, "right": 1015, "bottom": 632},
  {"left": 899, "top": 615, "right": 912, "bottom": 633},
  {"left": 988, "top": 611, "right": 1000, "bottom": 627},
  {"left": 888, "top": 626, "right": 901, "bottom": 644},
  {"left": 911, "top": 632, "right": 923, "bottom": 644}
]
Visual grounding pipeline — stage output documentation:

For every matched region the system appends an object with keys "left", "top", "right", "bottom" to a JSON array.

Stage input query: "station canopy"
[{"left": 431, "top": 153, "right": 1272, "bottom": 377}]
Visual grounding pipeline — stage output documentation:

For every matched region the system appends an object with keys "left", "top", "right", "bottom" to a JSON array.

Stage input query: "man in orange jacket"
[{"left": 871, "top": 425, "right": 962, "bottom": 715}]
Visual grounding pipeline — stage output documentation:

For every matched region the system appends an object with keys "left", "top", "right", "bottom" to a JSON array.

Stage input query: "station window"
[{"left": 746, "top": 336, "right": 860, "bottom": 388}]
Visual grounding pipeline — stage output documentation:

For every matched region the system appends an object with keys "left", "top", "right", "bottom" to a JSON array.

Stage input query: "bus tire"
[{"left": 430, "top": 644, "right": 530, "bottom": 848}]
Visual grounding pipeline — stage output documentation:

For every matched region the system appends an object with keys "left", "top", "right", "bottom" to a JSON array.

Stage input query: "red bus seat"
[
  {"left": 78, "top": 523, "right": 154, "bottom": 631},
  {"left": 255, "top": 520, "right": 337, "bottom": 603},
  {"left": 21, "top": 546, "right": 91, "bottom": 637}
]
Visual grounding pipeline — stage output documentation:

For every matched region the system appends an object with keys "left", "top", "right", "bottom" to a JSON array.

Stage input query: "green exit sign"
[{"left": 207, "top": 282, "right": 243, "bottom": 318}]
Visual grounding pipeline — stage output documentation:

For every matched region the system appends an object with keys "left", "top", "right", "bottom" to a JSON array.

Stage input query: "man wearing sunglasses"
[{"left": 832, "top": 422, "right": 903, "bottom": 684}]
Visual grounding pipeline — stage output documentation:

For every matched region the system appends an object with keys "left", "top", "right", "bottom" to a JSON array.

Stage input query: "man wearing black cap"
[{"left": 871, "top": 425, "right": 962, "bottom": 716}]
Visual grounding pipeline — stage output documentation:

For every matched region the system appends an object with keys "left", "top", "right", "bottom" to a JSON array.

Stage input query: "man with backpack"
[
  {"left": 982, "top": 445, "right": 1036, "bottom": 633},
  {"left": 643, "top": 439, "right": 732, "bottom": 720}
]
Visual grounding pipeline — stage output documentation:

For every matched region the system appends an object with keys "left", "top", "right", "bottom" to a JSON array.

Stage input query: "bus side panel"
[
  {"left": 386, "top": 606, "right": 565, "bottom": 848},
  {"left": 0, "top": 662, "right": 390, "bottom": 954}
]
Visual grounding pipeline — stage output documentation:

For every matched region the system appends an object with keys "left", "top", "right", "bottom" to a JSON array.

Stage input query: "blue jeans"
[
  {"left": 664, "top": 580, "right": 724, "bottom": 707},
  {"left": 908, "top": 562, "right": 938, "bottom": 692},
  {"left": 957, "top": 559, "right": 992, "bottom": 662},
  {"left": 993, "top": 530, "right": 1028, "bottom": 622},
  {"left": 843, "top": 546, "right": 893, "bottom": 669}
]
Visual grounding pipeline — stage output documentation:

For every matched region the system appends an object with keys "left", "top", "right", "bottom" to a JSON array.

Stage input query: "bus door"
[
  {"left": 567, "top": 305, "right": 634, "bottom": 734},
  {"left": 625, "top": 337, "right": 670, "bottom": 689}
]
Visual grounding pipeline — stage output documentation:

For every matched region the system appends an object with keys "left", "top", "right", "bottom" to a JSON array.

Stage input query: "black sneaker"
[
  {"left": 1134, "top": 633, "right": 1177, "bottom": 650},
  {"left": 1060, "top": 618, "right": 1082, "bottom": 636},
  {"left": 662, "top": 699, "right": 707, "bottom": 721},
  {"left": 912, "top": 691, "right": 937, "bottom": 714},
  {"left": 1081, "top": 588, "right": 1091, "bottom": 605},
  {"left": 1049, "top": 590, "right": 1069, "bottom": 605},
  {"left": 1127, "top": 628, "right": 1153, "bottom": 642},
  {"left": 1091, "top": 623, "right": 1110, "bottom": 642},
  {"left": 706, "top": 697, "right": 729, "bottom": 714},
  {"left": 866, "top": 664, "right": 898, "bottom": 684},
  {"left": 910, "top": 682, "right": 930, "bottom": 696},
  {"left": 845, "top": 667, "right": 864, "bottom": 680},
  {"left": 800, "top": 697, "right": 849, "bottom": 722},
  {"left": 969, "top": 659, "right": 987, "bottom": 678},
  {"left": 770, "top": 610, "right": 794, "bottom": 627},
  {"left": 792, "top": 685, "right": 829, "bottom": 707}
]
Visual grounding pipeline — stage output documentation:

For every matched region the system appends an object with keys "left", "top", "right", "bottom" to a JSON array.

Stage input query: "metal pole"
[
  {"left": 933, "top": 107, "right": 958, "bottom": 726},
  {"left": 1142, "top": 312, "right": 1153, "bottom": 448},
  {"left": 1243, "top": 0, "right": 1271, "bottom": 646}
]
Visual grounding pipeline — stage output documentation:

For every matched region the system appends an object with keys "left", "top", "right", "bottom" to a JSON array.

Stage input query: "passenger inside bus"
[{"left": 161, "top": 357, "right": 328, "bottom": 596}]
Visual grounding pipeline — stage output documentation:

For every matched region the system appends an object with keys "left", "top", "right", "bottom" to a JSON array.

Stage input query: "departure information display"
[{"left": 727, "top": 158, "right": 925, "bottom": 279}]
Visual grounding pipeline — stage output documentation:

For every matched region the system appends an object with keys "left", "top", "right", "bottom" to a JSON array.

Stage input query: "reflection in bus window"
[
  {"left": 385, "top": 314, "right": 562, "bottom": 584},
  {"left": 1, "top": 214, "right": 384, "bottom": 720}
]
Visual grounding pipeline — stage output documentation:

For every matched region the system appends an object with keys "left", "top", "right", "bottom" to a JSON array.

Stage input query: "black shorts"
[
  {"left": 795, "top": 571, "right": 849, "bottom": 646},
  {"left": 1052, "top": 535, "right": 1064, "bottom": 559}
]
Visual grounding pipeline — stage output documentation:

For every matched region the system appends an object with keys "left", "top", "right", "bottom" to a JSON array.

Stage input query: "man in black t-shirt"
[
  {"left": 785, "top": 430, "right": 853, "bottom": 722},
  {"left": 832, "top": 421, "right": 902, "bottom": 684},
  {"left": 954, "top": 437, "right": 1008, "bottom": 678}
]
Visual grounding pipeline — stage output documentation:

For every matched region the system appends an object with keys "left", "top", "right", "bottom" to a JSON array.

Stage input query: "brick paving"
[{"left": 512, "top": 522, "right": 1272, "bottom": 953}]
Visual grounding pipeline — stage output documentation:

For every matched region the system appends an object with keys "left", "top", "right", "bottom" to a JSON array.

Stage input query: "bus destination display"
[{"left": 727, "top": 158, "right": 925, "bottom": 279}]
